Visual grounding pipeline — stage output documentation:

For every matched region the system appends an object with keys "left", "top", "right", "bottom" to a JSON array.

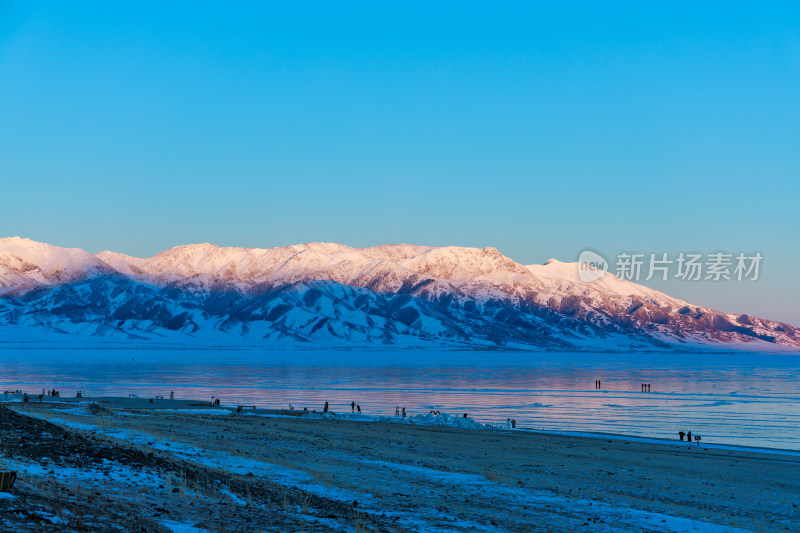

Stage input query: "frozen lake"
[{"left": 2, "top": 346, "right": 799, "bottom": 450}]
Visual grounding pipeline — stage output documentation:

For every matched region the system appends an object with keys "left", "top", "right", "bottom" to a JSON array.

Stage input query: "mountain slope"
[
  {"left": 1, "top": 238, "right": 797, "bottom": 350},
  {"left": 0, "top": 237, "right": 116, "bottom": 295}
]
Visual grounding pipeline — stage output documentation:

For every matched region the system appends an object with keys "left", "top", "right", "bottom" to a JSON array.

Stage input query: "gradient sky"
[{"left": 1, "top": 2, "right": 799, "bottom": 324}]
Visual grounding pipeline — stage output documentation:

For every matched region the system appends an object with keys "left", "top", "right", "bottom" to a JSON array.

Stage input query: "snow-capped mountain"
[
  {"left": 0, "top": 237, "right": 115, "bottom": 295},
  {"left": 0, "top": 237, "right": 797, "bottom": 351}
]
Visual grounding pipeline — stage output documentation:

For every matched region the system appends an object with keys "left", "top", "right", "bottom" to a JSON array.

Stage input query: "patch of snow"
[
  {"left": 160, "top": 520, "right": 209, "bottom": 533},
  {"left": 302, "top": 410, "right": 499, "bottom": 430}
]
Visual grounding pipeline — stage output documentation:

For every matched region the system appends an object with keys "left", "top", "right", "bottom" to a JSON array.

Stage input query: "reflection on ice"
[{"left": 2, "top": 347, "right": 799, "bottom": 450}]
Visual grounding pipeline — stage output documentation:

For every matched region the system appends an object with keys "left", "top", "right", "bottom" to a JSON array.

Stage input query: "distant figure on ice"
[
  {"left": 351, "top": 401, "right": 355, "bottom": 413},
  {"left": 402, "top": 407, "right": 406, "bottom": 418},
  {"left": 324, "top": 401, "right": 329, "bottom": 413},
  {"left": 395, "top": 406, "right": 400, "bottom": 416},
  {"left": 511, "top": 419, "right": 516, "bottom": 429},
  {"left": 507, "top": 418, "right": 512, "bottom": 428},
  {"left": 357, "top": 405, "right": 361, "bottom": 414},
  {"left": 648, "top": 384, "right": 651, "bottom": 392},
  {"left": 463, "top": 413, "right": 468, "bottom": 419},
  {"left": 687, "top": 431, "right": 692, "bottom": 443},
  {"left": 679, "top": 431, "right": 686, "bottom": 441}
]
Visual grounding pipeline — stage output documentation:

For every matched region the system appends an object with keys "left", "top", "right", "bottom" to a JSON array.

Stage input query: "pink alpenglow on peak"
[{"left": 0, "top": 237, "right": 797, "bottom": 351}]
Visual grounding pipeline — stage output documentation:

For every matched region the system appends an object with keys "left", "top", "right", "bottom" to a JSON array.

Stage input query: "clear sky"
[{"left": 1, "top": 2, "right": 799, "bottom": 324}]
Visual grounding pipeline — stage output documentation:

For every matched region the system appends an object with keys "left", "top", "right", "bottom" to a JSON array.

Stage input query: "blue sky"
[{"left": 1, "top": 2, "right": 798, "bottom": 324}]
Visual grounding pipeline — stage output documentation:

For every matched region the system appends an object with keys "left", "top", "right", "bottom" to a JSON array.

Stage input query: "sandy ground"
[{"left": 1, "top": 397, "right": 799, "bottom": 532}]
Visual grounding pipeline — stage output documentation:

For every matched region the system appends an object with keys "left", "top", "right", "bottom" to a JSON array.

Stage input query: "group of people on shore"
[
  {"left": 679, "top": 430, "right": 701, "bottom": 445},
  {"left": 316, "top": 400, "right": 521, "bottom": 429},
  {"left": 641, "top": 383, "right": 652, "bottom": 392}
]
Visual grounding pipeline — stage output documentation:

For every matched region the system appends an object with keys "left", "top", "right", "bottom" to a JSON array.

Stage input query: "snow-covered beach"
[{"left": 1, "top": 398, "right": 797, "bottom": 532}]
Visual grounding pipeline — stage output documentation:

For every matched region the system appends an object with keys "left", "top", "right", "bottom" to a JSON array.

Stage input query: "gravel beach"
[{"left": 1, "top": 398, "right": 798, "bottom": 532}]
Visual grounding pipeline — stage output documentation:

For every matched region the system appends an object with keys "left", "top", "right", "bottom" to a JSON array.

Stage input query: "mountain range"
[{"left": 1, "top": 236, "right": 797, "bottom": 351}]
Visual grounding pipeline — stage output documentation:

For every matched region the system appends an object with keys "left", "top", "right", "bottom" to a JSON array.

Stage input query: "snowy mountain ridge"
[
  {"left": 0, "top": 237, "right": 115, "bottom": 295},
  {"left": 0, "top": 237, "right": 797, "bottom": 351}
]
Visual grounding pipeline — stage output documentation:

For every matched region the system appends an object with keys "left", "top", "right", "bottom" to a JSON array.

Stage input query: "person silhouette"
[
  {"left": 679, "top": 431, "right": 685, "bottom": 441},
  {"left": 324, "top": 401, "right": 329, "bottom": 413},
  {"left": 351, "top": 401, "right": 355, "bottom": 413},
  {"left": 687, "top": 431, "right": 692, "bottom": 443},
  {"left": 357, "top": 405, "right": 361, "bottom": 414}
]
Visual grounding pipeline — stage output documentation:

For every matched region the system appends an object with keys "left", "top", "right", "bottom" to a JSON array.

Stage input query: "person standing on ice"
[
  {"left": 357, "top": 404, "right": 361, "bottom": 414},
  {"left": 324, "top": 401, "right": 329, "bottom": 413},
  {"left": 679, "top": 431, "right": 686, "bottom": 441},
  {"left": 351, "top": 401, "right": 355, "bottom": 413},
  {"left": 402, "top": 407, "right": 406, "bottom": 418},
  {"left": 687, "top": 431, "right": 692, "bottom": 443},
  {"left": 395, "top": 406, "right": 400, "bottom": 416}
]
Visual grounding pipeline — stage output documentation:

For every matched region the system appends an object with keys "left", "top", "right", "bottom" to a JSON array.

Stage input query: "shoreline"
[
  {"left": 3, "top": 334, "right": 800, "bottom": 354},
  {"left": 1, "top": 396, "right": 799, "bottom": 531},
  {"left": 5, "top": 393, "right": 800, "bottom": 457}
]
